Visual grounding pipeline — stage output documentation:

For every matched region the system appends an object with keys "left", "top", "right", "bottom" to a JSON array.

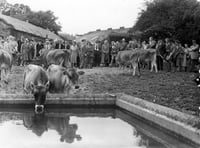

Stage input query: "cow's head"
[
  {"left": 30, "top": 81, "right": 50, "bottom": 114},
  {"left": 65, "top": 68, "right": 84, "bottom": 89}
]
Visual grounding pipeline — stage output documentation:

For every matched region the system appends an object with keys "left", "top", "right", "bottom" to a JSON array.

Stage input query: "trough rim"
[{"left": 0, "top": 92, "right": 199, "bottom": 146}]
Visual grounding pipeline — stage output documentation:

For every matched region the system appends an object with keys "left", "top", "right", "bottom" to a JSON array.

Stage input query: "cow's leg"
[
  {"left": 152, "top": 60, "right": 158, "bottom": 73},
  {"left": 23, "top": 88, "right": 29, "bottom": 94},
  {"left": 150, "top": 61, "right": 154, "bottom": 72},
  {"left": 4, "top": 69, "right": 9, "bottom": 84},
  {"left": 132, "top": 63, "right": 136, "bottom": 76},
  {"left": 5, "top": 66, "right": 12, "bottom": 84},
  {"left": 1, "top": 68, "right": 6, "bottom": 84},
  {"left": 154, "top": 62, "right": 158, "bottom": 73},
  {"left": 128, "top": 65, "right": 132, "bottom": 73},
  {"left": 137, "top": 62, "right": 141, "bottom": 76},
  {"left": 151, "top": 60, "right": 158, "bottom": 73}
]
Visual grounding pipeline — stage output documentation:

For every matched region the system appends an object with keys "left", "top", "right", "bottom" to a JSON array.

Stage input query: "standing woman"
[
  {"left": 70, "top": 41, "right": 78, "bottom": 67},
  {"left": 20, "top": 38, "right": 30, "bottom": 66}
]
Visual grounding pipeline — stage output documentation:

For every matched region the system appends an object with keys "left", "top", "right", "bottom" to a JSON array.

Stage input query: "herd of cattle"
[
  {"left": 0, "top": 45, "right": 199, "bottom": 113},
  {"left": 0, "top": 47, "right": 85, "bottom": 113}
]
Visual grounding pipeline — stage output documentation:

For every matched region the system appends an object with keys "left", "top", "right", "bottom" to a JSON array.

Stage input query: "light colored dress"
[{"left": 70, "top": 45, "right": 78, "bottom": 64}]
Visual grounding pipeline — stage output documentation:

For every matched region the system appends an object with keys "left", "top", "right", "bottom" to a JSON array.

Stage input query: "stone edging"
[
  {"left": 117, "top": 93, "right": 200, "bottom": 146},
  {"left": 0, "top": 93, "right": 199, "bottom": 145}
]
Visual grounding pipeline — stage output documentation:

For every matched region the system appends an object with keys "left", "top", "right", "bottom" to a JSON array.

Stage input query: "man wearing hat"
[
  {"left": 100, "top": 40, "right": 110, "bottom": 67},
  {"left": 119, "top": 38, "right": 127, "bottom": 51}
]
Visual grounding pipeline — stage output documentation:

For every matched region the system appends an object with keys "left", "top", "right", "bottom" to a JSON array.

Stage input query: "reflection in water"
[
  {"left": 0, "top": 112, "right": 146, "bottom": 148},
  {"left": 23, "top": 113, "right": 82, "bottom": 143},
  {"left": 0, "top": 109, "right": 197, "bottom": 148}
]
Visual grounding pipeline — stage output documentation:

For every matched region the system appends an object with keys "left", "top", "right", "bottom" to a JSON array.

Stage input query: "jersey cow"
[
  {"left": 40, "top": 49, "right": 71, "bottom": 69},
  {"left": 47, "top": 64, "right": 84, "bottom": 93},
  {"left": 23, "top": 64, "right": 49, "bottom": 113},
  {"left": 116, "top": 48, "right": 157, "bottom": 76},
  {"left": 0, "top": 49, "right": 13, "bottom": 83}
]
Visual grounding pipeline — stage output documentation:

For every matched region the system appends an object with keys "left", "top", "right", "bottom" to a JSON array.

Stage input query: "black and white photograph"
[{"left": 0, "top": 0, "right": 199, "bottom": 147}]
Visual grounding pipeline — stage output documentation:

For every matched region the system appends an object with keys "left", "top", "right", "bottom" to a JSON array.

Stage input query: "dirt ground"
[{"left": 0, "top": 66, "right": 199, "bottom": 116}]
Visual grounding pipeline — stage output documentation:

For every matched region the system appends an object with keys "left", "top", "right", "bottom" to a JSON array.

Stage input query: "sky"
[{"left": 7, "top": 0, "right": 146, "bottom": 35}]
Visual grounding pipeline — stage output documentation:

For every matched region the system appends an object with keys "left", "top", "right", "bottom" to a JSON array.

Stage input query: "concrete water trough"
[{"left": 0, "top": 93, "right": 200, "bottom": 146}]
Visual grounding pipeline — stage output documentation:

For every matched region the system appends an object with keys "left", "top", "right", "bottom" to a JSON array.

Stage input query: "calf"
[
  {"left": 47, "top": 64, "right": 84, "bottom": 93},
  {"left": 0, "top": 49, "right": 13, "bottom": 83},
  {"left": 23, "top": 64, "right": 49, "bottom": 113}
]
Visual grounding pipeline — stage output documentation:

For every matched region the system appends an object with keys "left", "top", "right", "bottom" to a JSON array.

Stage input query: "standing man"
[
  {"left": 29, "top": 39, "right": 36, "bottom": 61},
  {"left": 109, "top": 41, "right": 118, "bottom": 67},
  {"left": 17, "top": 36, "right": 24, "bottom": 65},
  {"left": 100, "top": 40, "right": 110, "bottom": 67},
  {"left": 164, "top": 38, "right": 173, "bottom": 72},
  {"left": 156, "top": 39, "right": 166, "bottom": 71},
  {"left": 148, "top": 36, "right": 157, "bottom": 49},
  {"left": 35, "top": 41, "right": 44, "bottom": 58},
  {"left": 79, "top": 39, "right": 87, "bottom": 68},
  {"left": 94, "top": 41, "right": 101, "bottom": 67},
  {"left": 188, "top": 40, "right": 199, "bottom": 72},
  {"left": 119, "top": 38, "right": 127, "bottom": 51},
  {"left": 85, "top": 42, "right": 94, "bottom": 69}
]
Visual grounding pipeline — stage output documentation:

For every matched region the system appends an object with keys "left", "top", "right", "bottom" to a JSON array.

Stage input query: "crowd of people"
[
  {"left": 93, "top": 37, "right": 200, "bottom": 72},
  {"left": 0, "top": 34, "right": 199, "bottom": 73}
]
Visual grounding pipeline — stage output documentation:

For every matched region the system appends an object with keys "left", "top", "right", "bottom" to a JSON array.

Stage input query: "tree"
[
  {"left": 0, "top": 1, "right": 62, "bottom": 34},
  {"left": 130, "top": 0, "right": 200, "bottom": 43},
  {"left": 26, "top": 10, "right": 62, "bottom": 34}
]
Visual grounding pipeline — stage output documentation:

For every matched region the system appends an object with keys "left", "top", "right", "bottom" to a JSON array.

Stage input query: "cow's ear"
[
  {"left": 46, "top": 81, "right": 50, "bottom": 90},
  {"left": 78, "top": 71, "right": 84, "bottom": 75}
]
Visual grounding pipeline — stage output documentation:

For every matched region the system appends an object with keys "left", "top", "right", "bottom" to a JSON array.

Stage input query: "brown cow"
[
  {"left": 116, "top": 48, "right": 157, "bottom": 76},
  {"left": 47, "top": 64, "right": 84, "bottom": 93},
  {"left": 0, "top": 49, "right": 13, "bottom": 83},
  {"left": 40, "top": 49, "right": 71, "bottom": 69},
  {"left": 23, "top": 64, "right": 49, "bottom": 113}
]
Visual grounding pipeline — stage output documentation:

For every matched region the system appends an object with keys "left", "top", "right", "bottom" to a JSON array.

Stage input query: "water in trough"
[{"left": 0, "top": 108, "right": 198, "bottom": 148}]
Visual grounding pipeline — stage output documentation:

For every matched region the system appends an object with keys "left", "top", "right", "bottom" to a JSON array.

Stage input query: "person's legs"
[
  {"left": 100, "top": 53, "right": 105, "bottom": 66},
  {"left": 156, "top": 56, "right": 160, "bottom": 70},
  {"left": 80, "top": 54, "right": 84, "bottom": 68},
  {"left": 190, "top": 59, "right": 197, "bottom": 72}
]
